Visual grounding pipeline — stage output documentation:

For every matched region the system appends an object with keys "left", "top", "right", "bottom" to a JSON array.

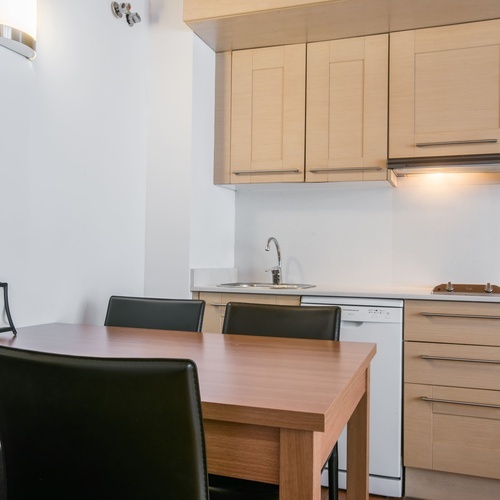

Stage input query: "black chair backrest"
[
  {"left": 0, "top": 347, "right": 209, "bottom": 500},
  {"left": 222, "top": 302, "right": 341, "bottom": 341},
  {"left": 104, "top": 295, "right": 205, "bottom": 332}
]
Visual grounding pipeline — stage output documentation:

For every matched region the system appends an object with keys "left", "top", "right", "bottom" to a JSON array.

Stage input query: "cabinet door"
[
  {"left": 390, "top": 19, "right": 500, "bottom": 158},
  {"left": 230, "top": 44, "right": 306, "bottom": 184},
  {"left": 306, "top": 35, "right": 388, "bottom": 182},
  {"left": 405, "top": 383, "right": 500, "bottom": 479}
]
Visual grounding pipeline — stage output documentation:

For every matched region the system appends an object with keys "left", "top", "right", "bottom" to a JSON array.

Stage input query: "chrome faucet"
[{"left": 265, "top": 237, "right": 282, "bottom": 285}]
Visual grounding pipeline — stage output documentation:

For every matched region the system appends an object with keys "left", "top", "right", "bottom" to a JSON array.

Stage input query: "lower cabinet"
[
  {"left": 404, "top": 300, "right": 500, "bottom": 483},
  {"left": 194, "top": 292, "right": 300, "bottom": 334}
]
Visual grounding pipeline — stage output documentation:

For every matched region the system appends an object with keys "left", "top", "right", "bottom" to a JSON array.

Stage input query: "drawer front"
[
  {"left": 404, "top": 383, "right": 500, "bottom": 479},
  {"left": 197, "top": 292, "right": 300, "bottom": 333},
  {"left": 405, "top": 341, "right": 500, "bottom": 390},
  {"left": 404, "top": 300, "right": 500, "bottom": 345}
]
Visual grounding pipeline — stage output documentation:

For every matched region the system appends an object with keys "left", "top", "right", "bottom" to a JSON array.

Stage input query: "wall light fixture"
[
  {"left": 0, "top": 0, "right": 37, "bottom": 59},
  {"left": 111, "top": 2, "right": 141, "bottom": 27}
]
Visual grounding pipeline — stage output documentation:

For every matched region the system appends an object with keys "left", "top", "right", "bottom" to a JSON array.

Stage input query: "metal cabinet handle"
[
  {"left": 210, "top": 303, "right": 227, "bottom": 308},
  {"left": 308, "top": 167, "right": 382, "bottom": 173},
  {"left": 421, "top": 396, "right": 500, "bottom": 409},
  {"left": 233, "top": 169, "right": 301, "bottom": 175},
  {"left": 421, "top": 355, "right": 500, "bottom": 365},
  {"left": 416, "top": 139, "right": 498, "bottom": 147},
  {"left": 420, "top": 312, "right": 500, "bottom": 320}
]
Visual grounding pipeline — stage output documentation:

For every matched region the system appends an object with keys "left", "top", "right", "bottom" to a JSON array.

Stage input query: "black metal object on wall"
[{"left": 0, "top": 283, "right": 16, "bottom": 336}]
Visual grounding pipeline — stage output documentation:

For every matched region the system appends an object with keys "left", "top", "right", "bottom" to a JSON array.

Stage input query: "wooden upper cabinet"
[
  {"left": 184, "top": 0, "right": 500, "bottom": 54},
  {"left": 390, "top": 19, "right": 500, "bottom": 159},
  {"left": 184, "top": 0, "right": 327, "bottom": 21},
  {"left": 227, "top": 44, "right": 306, "bottom": 184},
  {"left": 306, "top": 35, "right": 388, "bottom": 182}
]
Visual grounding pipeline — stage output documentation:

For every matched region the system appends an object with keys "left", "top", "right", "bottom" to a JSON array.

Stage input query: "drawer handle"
[
  {"left": 420, "top": 312, "right": 500, "bottom": 320},
  {"left": 233, "top": 169, "right": 301, "bottom": 175},
  {"left": 415, "top": 139, "right": 498, "bottom": 147},
  {"left": 210, "top": 303, "right": 227, "bottom": 308},
  {"left": 421, "top": 355, "right": 500, "bottom": 365},
  {"left": 308, "top": 167, "right": 382, "bottom": 173},
  {"left": 421, "top": 396, "right": 500, "bottom": 409}
]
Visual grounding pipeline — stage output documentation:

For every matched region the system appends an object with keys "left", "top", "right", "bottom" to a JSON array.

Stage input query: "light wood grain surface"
[
  {"left": 183, "top": 0, "right": 500, "bottom": 53},
  {"left": 404, "top": 300, "right": 500, "bottom": 484},
  {"left": 390, "top": 19, "right": 500, "bottom": 158},
  {"left": 0, "top": 323, "right": 375, "bottom": 500}
]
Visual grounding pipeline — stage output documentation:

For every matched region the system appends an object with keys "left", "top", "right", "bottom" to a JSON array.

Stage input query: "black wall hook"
[{"left": 0, "top": 283, "right": 17, "bottom": 336}]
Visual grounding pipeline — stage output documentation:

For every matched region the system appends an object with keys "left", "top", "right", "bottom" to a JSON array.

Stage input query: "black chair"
[
  {"left": 104, "top": 295, "right": 205, "bottom": 332},
  {"left": 0, "top": 347, "right": 209, "bottom": 500},
  {"left": 210, "top": 302, "right": 342, "bottom": 500}
]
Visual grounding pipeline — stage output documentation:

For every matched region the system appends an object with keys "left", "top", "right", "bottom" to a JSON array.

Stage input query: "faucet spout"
[{"left": 265, "top": 237, "right": 282, "bottom": 285}]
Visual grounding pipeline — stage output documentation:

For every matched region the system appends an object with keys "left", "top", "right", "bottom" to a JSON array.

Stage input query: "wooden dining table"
[{"left": 0, "top": 323, "right": 375, "bottom": 500}]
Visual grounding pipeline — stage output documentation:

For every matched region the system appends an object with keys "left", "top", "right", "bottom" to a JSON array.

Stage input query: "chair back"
[
  {"left": 105, "top": 295, "right": 205, "bottom": 332},
  {"left": 222, "top": 302, "right": 341, "bottom": 341},
  {"left": 0, "top": 347, "right": 209, "bottom": 500}
]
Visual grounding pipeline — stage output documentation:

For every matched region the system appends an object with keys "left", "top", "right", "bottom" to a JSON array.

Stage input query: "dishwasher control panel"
[
  {"left": 301, "top": 296, "right": 403, "bottom": 324},
  {"left": 339, "top": 306, "right": 402, "bottom": 323}
]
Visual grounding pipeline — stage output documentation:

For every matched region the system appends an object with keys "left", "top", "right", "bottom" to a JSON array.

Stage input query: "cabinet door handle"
[
  {"left": 210, "top": 303, "right": 227, "bottom": 308},
  {"left": 233, "top": 169, "right": 301, "bottom": 175},
  {"left": 420, "top": 312, "right": 500, "bottom": 320},
  {"left": 415, "top": 139, "right": 498, "bottom": 147},
  {"left": 421, "top": 354, "right": 500, "bottom": 365},
  {"left": 308, "top": 167, "right": 382, "bottom": 173},
  {"left": 421, "top": 396, "right": 500, "bottom": 409}
]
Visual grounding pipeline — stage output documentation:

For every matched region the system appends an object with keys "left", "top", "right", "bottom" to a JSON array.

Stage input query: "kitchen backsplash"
[{"left": 233, "top": 181, "right": 500, "bottom": 288}]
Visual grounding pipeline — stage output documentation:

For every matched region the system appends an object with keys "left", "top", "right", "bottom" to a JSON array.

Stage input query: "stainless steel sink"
[{"left": 217, "top": 282, "right": 315, "bottom": 290}]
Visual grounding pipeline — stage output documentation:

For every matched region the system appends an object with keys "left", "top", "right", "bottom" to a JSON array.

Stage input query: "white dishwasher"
[{"left": 301, "top": 296, "right": 403, "bottom": 498}]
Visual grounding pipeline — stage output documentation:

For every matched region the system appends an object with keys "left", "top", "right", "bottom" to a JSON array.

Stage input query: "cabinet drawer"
[
  {"left": 404, "top": 383, "right": 500, "bottom": 479},
  {"left": 405, "top": 342, "right": 500, "bottom": 390},
  {"left": 404, "top": 300, "right": 500, "bottom": 346}
]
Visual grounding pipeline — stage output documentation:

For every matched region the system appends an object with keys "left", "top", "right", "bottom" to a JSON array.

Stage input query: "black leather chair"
[
  {"left": 0, "top": 347, "right": 209, "bottom": 500},
  {"left": 104, "top": 295, "right": 205, "bottom": 332},
  {"left": 210, "top": 302, "right": 342, "bottom": 500}
]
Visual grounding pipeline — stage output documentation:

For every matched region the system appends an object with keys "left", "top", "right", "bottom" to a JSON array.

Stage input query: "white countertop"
[
  {"left": 192, "top": 283, "right": 500, "bottom": 303},
  {"left": 190, "top": 269, "right": 500, "bottom": 303}
]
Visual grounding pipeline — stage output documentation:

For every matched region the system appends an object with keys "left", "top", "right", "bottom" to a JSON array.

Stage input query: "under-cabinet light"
[{"left": 387, "top": 154, "right": 500, "bottom": 177}]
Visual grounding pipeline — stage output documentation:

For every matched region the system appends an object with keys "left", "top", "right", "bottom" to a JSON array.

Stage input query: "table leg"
[
  {"left": 279, "top": 428, "right": 322, "bottom": 500},
  {"left": 346, "top": 368, "right": 370, "bottom": 500}
]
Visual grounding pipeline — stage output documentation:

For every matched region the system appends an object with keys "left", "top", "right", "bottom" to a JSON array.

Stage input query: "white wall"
[
  {"left": 145, "top": 0, "right": 194, "bottom": 298},
  {"left": 145, "top": 0, "right": 235, "bottom": 298},
  {"left": 234, "top": 180, "right": 500, "bottom": 288},
  {"left": 0, "top": 0, "right": 149, "bottom": 327},
  {"left": 0, "top": 0, "right": 235, "bottom": 329},
  {"left": 190, "top": 39, "right": 235, "bottom": 270}
]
